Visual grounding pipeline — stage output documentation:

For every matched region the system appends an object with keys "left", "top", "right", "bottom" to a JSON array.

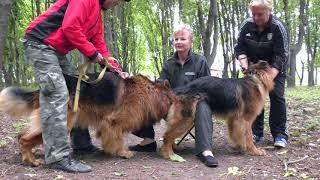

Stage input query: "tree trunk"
[
  {"left": 0, "top": 0, "right": 12, "bottom": 71},
  {"left": 287, "top": 0, "right": 306, "bottom": 87},
  {"left": 197, "top": 0, "right": 218, "bottom": 68}
]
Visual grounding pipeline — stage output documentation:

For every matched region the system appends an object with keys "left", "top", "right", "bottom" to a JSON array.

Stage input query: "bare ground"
[{"left": 0, "top": 97, "right": 319, "bottom": 180}]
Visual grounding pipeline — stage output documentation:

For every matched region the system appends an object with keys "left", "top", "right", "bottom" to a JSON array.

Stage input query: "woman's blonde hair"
[
  {"left": 249, "top": 0, "right": 273, "bottom": 10},
  {"left": 173, "top": 23, "right": 193, "bottom": 41}
]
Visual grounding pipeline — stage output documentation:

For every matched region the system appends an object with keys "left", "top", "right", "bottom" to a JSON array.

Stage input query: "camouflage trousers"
[{"left": 24, "top": 40, "right": 75, "bottom": 164}]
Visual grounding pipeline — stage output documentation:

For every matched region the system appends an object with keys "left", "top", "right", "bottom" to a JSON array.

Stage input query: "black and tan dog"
[
  {"left": 168, "top": 60, "right": 275, "bottom": 156},
  {"left": 0, "top": 73, "right": 200, "bottom": 166}
]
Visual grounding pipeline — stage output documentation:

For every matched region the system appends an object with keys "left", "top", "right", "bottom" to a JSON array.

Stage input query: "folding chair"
[{"left": 176, "top": 124, "right": 195, "bottom": 146}]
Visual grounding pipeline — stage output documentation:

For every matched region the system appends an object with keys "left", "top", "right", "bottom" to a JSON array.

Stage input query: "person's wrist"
[
  {"left": 238, "top": 54, "right": 247, "bottom": 60},
  {"left": 238, "top": 57, "right": 247, "bottom": 60}
]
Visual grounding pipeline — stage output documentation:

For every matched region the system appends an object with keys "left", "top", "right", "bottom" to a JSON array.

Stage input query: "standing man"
[
  {"left": 129, "top": 24, "right": 218, "bottom": 168},
  {"left": 235, "top": 0, "right": 289, "bottom": 148},
  {"left": 23, "top": 0, "right": 130, "bottom": 173}
]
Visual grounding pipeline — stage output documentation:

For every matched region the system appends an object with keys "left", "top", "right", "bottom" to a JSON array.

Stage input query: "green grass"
[
  {"left": 285, "top": 86, "right": 320, "bottom": 102},
  {"left": 12, "top": 118, "right": 30, "bottom": 133}
]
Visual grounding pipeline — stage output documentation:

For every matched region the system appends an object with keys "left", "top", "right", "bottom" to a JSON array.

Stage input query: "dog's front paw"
[
  {"left": 118, "top": 150, "right": 134, "bottom": 159},
  {"left": 256, "top": 148, "right": 266, "bottom": 156},
  {"left": 160, "top": 146, "right": 173, "bottom": 159},
  {"left": 249, "top": 148, "right": 266, "bottom": 156},
  {"left": 27, "top": 158, "right": 45, "bottom": 167},
  {"left": 33, "top": 159, "right": 45, "bottom": 166}
]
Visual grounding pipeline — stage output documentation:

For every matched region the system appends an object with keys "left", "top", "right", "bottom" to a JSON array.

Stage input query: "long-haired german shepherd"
[
  {"left": 165, "top": 60, "right": 274, "bottom": 156},
  {"left": 0, "top": 60, "right": 273, "bottom": 167},
  {"left": 0, "top": 73, "right": 200, "bottom": 166}
]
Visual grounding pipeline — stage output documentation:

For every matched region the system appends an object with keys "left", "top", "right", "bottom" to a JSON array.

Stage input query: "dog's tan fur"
[
  {"left": 172, "top": 61, "right": 275, "bottom": 156},
  {"left": 0, "top": 61, "right": 274, "bottom": 166},
  {"left": 0, "top": 75, "right": 200, "bottom": 166}
]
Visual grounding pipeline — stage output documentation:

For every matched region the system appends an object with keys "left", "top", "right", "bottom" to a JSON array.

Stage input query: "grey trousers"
[
  {"left": 24, "top": 40, "right": 75, "bottom": 164},
  {"left": 194, "top": 101, "right": 214, "bottom": 155},
  {"left": 133, "top": 100, "right": 214, "bottom": 155}
]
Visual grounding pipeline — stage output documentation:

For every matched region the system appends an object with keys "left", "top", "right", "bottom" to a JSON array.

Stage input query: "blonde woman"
[
  {"left": 130, "top": 24, "right": 218, "bottom": 167},
  {"left": 235, "top": 0, "right": 289, "bottom": 148}
]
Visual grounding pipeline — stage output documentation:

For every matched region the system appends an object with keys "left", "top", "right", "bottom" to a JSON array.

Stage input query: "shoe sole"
[{"left": 274, "top": 143, "right": 286, "bottom": 148}]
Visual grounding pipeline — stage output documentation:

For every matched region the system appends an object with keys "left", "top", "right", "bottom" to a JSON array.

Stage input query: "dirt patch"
[{"left": 0, "top": 98, "right": 319, "bottom": 179}]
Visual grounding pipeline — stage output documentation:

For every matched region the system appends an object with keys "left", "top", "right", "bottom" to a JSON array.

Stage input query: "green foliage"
[
  {"left": 12, "top": 118, "right": 30, "bottom": 133},
  {"left": 2, "top": 0, "right": 320, "bottom": 86},
  {"left": 285, "top": 86, "right": 320, "bottom": 102}
]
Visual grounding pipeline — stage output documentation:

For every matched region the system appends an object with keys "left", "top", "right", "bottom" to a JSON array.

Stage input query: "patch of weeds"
[
  {"left": 0, "top": 139, "right": 8, "bottom": 148},
  {"left": 286, "top": 86, "right": 320, "bottom": 102},
  {"left": 216, "top": 119, "right": 225, "bottom": 125},
  {"left": 291, "top": 130, "right": 301, "bottom": 137},
  {"left": 305, "top": 117, "right": 320, "bottom": 131},
  {"left": 291, "top": 134, "right": 311, "bottom": 146},
  {"left": 12, "top": 118, "right": 30, "bottom": 133}
]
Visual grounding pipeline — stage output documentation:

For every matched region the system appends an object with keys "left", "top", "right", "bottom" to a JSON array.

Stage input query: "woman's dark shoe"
[
  {"left": 73, "top": 144, "right": 101, "bottom": 156},
  {"left": 128, "top": 142, "right": 157, "bottom": 152},
  {"left": 49, "top": 156, "right": 92, "bottom": 173},
  {"left": 197, "top": 154, "right": 219, "bottom": 168}
]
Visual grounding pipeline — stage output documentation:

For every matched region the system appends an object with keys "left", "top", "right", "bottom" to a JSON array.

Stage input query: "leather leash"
[{"left": 73, "top": 57, "right": 117, "bottom": 112}]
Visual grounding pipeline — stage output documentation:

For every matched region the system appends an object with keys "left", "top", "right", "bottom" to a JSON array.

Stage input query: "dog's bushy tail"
[{"left": 0, "top": 87, "right": 40, "bottom": 118}]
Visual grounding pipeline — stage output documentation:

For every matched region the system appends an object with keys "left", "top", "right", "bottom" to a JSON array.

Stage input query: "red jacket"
[{"left": 25, "top": 0, "right": 121, "bottom": 71}]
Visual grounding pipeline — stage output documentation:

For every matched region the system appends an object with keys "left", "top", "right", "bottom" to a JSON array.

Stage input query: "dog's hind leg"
[
  {"left": 100, "top": 124, "right": 133, "bottom": 159},
  {"left": 18, "top": 109, "right": 44, "bottom": 166}
]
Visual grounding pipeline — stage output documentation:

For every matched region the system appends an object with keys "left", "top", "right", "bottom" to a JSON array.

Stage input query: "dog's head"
[
  {"left": 244, "top": 60, "right": 271, "bottom": 75},
  {"left": 244, "top": 60, "right": 274, "bottom": 91}
]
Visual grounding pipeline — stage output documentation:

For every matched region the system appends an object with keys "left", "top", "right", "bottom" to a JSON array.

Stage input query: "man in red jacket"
[{"left": 23, "top": 0, "right": 130, "bottom": 173}]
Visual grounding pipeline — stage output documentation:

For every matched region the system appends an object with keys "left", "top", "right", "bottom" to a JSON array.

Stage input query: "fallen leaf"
[
  {"left": 114, "top": 171, "right": 126, "bottom": 176},
  {"left": 169, "top": 153, "right": 186, "bottom": 162}
]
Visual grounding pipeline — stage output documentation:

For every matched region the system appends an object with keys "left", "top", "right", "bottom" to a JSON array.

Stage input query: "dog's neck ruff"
[{"left": 249, "top": 73, "right": 273, "bottom": 92}]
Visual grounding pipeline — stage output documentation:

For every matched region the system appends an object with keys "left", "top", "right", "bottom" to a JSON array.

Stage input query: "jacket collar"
[{"left": 173, "top": 49, "right": 193, "bottom": 64}]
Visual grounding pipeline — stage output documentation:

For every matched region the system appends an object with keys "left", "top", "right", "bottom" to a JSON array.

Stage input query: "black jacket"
[
  {"left": 234, "top": 15, "right": 289, "bottom": 73},
  {"left": 159, "top": 50, "right": 211, "bottom": 89}
]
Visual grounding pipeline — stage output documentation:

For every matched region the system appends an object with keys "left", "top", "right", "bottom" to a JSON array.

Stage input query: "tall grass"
[{"left": 285, "top": 86, "right": 320, "bottom": 102}]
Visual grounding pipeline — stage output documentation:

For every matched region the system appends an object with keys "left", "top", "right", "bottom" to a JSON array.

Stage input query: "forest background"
[{"left": 0, "top": 0, "right": 319, "bottom": 87}]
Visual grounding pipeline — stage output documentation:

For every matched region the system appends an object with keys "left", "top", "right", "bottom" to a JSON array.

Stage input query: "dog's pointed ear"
[
  {"left": 155, "top": 79, "right": 171, "bottom": 88},
  {"left": 162, "top": 80, "right": 171, "bottom": 88},
  {"left": 257, "top": 60, "right": 270, "bottom": 69}
]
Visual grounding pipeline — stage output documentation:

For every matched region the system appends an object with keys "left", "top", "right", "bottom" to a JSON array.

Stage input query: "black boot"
[
  {"left": 49, "top": 156, "right": 92, "bottom": 173},
  {"left": 71, "top": 127, "right": 100, "bottom": 155},
  {"left": 128, "top": 142, "right": 157, "bottom": 152}
]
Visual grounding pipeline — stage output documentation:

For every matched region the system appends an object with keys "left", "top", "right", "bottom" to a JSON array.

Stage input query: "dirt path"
[{"left": 0, "top": 98, "right": 319, "bottom": 179}]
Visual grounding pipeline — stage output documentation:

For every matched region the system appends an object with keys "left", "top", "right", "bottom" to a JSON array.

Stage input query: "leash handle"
[
  {"left": 73, "top": 62, "right": 89, "bottom": 112},
  {"left": 73, "top": 57, "right": 117, "bottom": 112}
]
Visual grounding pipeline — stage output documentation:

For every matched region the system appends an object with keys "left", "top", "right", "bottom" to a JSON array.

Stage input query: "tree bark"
[
  {"left": 0, "top": 0, "right": 12, "bottom": 71},
  {"left": 197, "top": 0, "right": 218, "bottom": 68},
  {"left": 287, "top": 0, "right": 306, "bottom": 87}
]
